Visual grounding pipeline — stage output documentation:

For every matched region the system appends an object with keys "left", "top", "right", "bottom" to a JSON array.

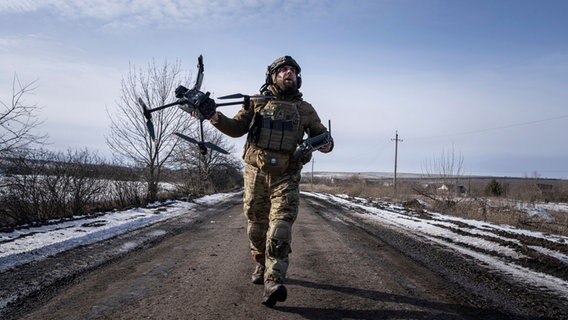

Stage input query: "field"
[{"left": 301, "top": 172, "right": 568, "bottom": 236}]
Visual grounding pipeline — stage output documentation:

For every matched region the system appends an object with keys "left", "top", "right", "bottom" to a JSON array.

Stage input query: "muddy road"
[{"left": 3, "top": 194, "right": 567, "bottom": 319}]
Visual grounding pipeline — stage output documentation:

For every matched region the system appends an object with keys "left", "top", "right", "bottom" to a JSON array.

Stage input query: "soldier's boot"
[
  {"left": 261, "top": 280, "right": 287, "bottom": 307},
  {"left": 251, "top": 264, "right": 265, "bottom": 284}
]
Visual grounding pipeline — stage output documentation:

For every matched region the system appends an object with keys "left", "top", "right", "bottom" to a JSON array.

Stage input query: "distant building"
[
  {"left": 536, "top": 183, "right": 553, "bottom": 191},
  {"left": 437, "top": 184, "right": 467, "bottom": 194}
]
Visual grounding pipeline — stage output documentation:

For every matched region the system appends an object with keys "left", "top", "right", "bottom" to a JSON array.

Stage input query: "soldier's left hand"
[{"left": 319, "top": 142, "right": 332, "bottom": 153}]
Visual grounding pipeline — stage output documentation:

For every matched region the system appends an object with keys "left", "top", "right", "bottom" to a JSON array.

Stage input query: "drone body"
[{"left": 138, "top": 55, "right": 228, "bottom": 155}]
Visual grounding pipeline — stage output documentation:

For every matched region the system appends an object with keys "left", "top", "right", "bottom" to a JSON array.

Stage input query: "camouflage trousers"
[{"left": 243, "top": 164, "right": 301, "bottom": 284}]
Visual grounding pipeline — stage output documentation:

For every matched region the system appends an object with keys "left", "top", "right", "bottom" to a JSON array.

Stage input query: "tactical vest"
[{"left": 250, "top": 100, "right": 301, "bottom": 153}]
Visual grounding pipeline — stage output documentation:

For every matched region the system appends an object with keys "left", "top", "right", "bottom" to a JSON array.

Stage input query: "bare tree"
[
  {"left": 0, "top": 75, "right": 48, "bottom": 155},
  {"left": 422, "top": 145, "right": 464, "bottom": 181},
  {"left": 106, "top": 59, "right": 196, "bottom": 201},
  {"left": 173, "top": 124, "right": 241, "bottom": 195},
  {"left": 415, "top": 145, "right": 465, "bottom": 209}
]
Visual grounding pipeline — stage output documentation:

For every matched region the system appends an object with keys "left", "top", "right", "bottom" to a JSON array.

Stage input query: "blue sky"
[{"left": 1, "top": 0, "right": 567, "bottom": 178}]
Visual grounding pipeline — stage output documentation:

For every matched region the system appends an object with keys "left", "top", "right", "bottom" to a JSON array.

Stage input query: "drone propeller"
[
  {"left": 174, "top": 132, "right": 230, "bottom": 155},
  {"left": 146, "top": 120, "right": 156, "bottom": 141},
  {"left": 217, "top": 93, "right": 246, "bottom": 100},
  {"left": 174, "top": 132, "right": 199, "bottom": 144},
  {"left": 138, "top": 97, "right": 156, "bottom": 140},
  {"left": 139, "top": 97, "right": 151, "bottom": 120},
  {"left": 217, "top": 93, "right": 271, "bottom": 100},
  {"left": 203, "top": 141, "right": 230, "bottom": 155},
  {"left": 194, "top": 55, "right": 204, "bottom": 91}
]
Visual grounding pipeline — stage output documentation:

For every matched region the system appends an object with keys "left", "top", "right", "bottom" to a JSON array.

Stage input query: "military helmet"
[
  {"left": 264, "top": 55, "right": 302, "bottom": 90},
  {"left": 268, "top": 55, "right": 301, "bottom": 75}
]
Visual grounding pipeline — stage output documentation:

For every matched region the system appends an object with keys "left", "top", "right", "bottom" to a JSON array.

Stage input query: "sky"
[
  {"left": 0, "top": 0, "right": 567, "bottom": 178},
  {"left": 1, "top": 191, "right": 567, "bottom": 303}
]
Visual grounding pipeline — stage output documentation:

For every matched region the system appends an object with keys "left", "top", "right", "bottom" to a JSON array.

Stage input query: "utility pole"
[
  {"left": 391, "top": 130, "right": 403, "bottom": 193},
  {"left": 311, "top": 158, "right": 315, "bottom": 190}
]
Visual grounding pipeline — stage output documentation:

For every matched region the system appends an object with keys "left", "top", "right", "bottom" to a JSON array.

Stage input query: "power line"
[
  {"left": 370, "top": 139, "right": 391, "bottom": 162},
  {"left": 413, "top": 114, "right": 568, "bottom": 141}
]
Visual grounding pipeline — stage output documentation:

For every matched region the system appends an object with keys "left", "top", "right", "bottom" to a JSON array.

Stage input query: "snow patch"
[
  {"left": 0, "top": 192, "right": 240, "bottom": 272},
  {"left": 302, "top": 191, "right": 568, "bottom": 299}
]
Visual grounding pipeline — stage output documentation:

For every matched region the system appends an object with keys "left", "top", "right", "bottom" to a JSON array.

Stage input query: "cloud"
[
  {"left": 0, "top": 0, "right": 327, "bottom": 30},
  {"left": 0, "top": 37, "right": 20, "bottom": 52},
  {"left": 0, "top": 1, "right": 43, "bottom": 13},
  {"left": 0, "top": 33, "right": 123, "bottom": 156}
]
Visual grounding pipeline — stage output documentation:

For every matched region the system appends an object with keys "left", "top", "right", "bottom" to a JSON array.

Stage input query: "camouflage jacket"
[{"left": 212, "top": 85, "right": 330, "bottom": 174}]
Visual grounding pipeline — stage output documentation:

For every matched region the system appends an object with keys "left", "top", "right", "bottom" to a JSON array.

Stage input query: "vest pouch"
[
  {"left": 243, "top": 145, "right": 260, "bottom": 167},
  {"left": 280, "top": 120, "right": 297, "bottom": 152},
  {"left": 268, "top": 120, "right": 284, "bottom": 150},
  {"left": 256, "top": 120, "right": 272, "bottom": 149},
  {"left": 257, "top": 149, "right": 290, "bottom": 175},
  {"left": 254, "top": 100, "right": 300, "bottom": 152}
]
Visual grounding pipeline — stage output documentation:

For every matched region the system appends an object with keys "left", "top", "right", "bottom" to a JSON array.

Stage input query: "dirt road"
[{"left": 5, "top": 195, "right": 566, "bottom": 319}]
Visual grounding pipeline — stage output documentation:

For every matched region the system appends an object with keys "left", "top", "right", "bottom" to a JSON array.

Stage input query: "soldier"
[{"left": 190, "top": 56, "right": 333, "bottom": 307}]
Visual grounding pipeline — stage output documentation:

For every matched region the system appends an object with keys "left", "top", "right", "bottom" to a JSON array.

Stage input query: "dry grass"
[{"left": 302, "top": 177, "right": 568, "bottom": 237}]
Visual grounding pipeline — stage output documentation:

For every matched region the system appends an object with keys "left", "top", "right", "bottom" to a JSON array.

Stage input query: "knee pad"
[
  {"left": 268, "top": 239, "right": 290, "bottom": 259},
  {"left": 269, "top": 220, "right": 291, "bottom": 240},
  {"left": 267, "top": 220, "right": 292, "bottom": 259},
  {"left": 248, "top": 222, "right": 268, "bottom": 240}
]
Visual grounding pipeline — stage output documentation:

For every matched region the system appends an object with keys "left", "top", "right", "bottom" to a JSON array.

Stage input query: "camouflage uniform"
[{"left": 211, "top": 56, "right": 332, "bottom": 305}]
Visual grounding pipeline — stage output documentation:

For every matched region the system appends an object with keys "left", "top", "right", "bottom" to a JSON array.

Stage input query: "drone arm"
[{"left": 148, "top": 100, "right": 183, "bottom": 113}]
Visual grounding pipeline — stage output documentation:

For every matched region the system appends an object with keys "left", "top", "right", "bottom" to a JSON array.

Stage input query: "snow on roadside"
[
  {"left": 2, "top": 189, "right": 566, "bottom": 299},
  {"left": 302, "top": 191, "right": 568, "bottom": 299},
  {"left": 0, "top": 192, "right": 240, "bottom": 273}
]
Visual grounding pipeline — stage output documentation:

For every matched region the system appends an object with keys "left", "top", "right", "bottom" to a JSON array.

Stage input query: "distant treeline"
[{"left": 0, "top": 149, "right": 242, "bottom": 231}]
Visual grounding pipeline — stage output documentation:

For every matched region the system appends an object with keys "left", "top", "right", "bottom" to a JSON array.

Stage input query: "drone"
[
  {"left": 138, "top": 55, "right": 333, "bottom": 157},
  {"left": 138, "top": 55, "right": 270, "bottom": 155}
]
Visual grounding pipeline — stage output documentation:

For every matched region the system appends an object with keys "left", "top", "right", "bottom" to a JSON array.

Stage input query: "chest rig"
[{"left": 248, "top": 100, "right": 301, "bottom": 153}]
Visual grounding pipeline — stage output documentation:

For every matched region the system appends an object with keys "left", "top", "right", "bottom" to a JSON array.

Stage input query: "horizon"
[{"left": 306, "top": 170, "right": 568, "bottom": 181}]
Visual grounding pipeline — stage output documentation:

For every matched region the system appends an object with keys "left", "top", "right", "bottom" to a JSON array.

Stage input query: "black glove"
[
  {"left": 175, "top": 85, "right": 189, "bottom": 99},
  {"left": 197, "top": 96, "right": 217, "bottom": 120},
  {"left": 300, "top": 151, "right": 312, "bottom": 165}
]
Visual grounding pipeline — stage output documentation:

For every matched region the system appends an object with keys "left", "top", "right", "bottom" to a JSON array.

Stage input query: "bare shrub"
[
  {"left": 344, "top": 181, "right": 365, "bottom": 197},
  {"left": 542, "top": 210, "right": 568, "bottom": 235},
  {"left": 65, "top": 149, "right": 107, "bottom": 215},
  {"left": 303, "top": 175, "right": 396, "bottom": 201},
  {"left": 172, "top": 126, "right": 241, "bottom": 196},
  {"left": 209, "top": 166, "right": 243, "bottom": 192},
  {"left": 485, "top": 179, "right": 504, "bottom": 196},
  {"left": 0, "top": 151, "right": 48, "bottom": 226},
  {"left": 110, "top": 180, "right": 144, "bottom": 208},
  {"left": 0, "top": 148, "right": 115, "bottom": 227},
  {"left": 301, "top": 183, "right": 338, "bottom": 194}
]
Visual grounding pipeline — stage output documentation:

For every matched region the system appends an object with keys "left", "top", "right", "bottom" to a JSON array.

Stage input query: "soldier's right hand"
[
  {"left": 197, "top": 97, "right": 217, "bottom": 120},
  {"left": 175, "top": 85, "right": 189, "bottom": 98}
]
